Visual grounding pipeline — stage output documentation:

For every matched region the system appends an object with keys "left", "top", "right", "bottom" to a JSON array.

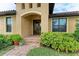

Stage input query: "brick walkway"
[
  {"left": 3, "top": 35, "right": 40, "bottom": 56},
  {"left": 3, "top": 44, "right": 39, "bottom": 56}
]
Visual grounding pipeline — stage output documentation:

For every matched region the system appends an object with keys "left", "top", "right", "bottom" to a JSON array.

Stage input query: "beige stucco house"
[{"left": 0, "top": 3, "right": 79, "bottom": 37}]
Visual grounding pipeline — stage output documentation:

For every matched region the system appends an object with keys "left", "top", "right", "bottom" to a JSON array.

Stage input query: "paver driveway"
[{"left": 3, "top": 44, "right": 39, "bottom": 56}]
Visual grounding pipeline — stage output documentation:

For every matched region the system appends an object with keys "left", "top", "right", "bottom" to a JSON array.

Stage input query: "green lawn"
[
  {"left": 27, "top": 47, "right": 79, "bottom": 56},
  {"left": 0, "top": 46, "right": 14, "bottom": 56}
]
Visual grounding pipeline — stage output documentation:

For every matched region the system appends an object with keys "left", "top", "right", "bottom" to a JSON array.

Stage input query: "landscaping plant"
[
  {"left": 0, "top": 34, "right": 12, "bottom": 50},
  {"left": 10, "top": 34, "right": 22, "bottom": 45},
  {"left": 0, "top": 34, "right": 24, "bottom": 50},
  {"left": 74, "top": 21, "right": 79, "bottom": 41},
  {"left": 41, "top": 32, "right": 79, "bottom": 53}
]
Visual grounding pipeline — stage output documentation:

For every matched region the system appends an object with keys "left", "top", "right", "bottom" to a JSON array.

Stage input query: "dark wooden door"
[{"left": 33, "top": 20, "right": 41, "bottom": 35}]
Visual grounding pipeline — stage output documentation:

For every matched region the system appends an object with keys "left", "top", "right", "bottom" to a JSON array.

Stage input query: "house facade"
[{"left": 0, "top": 3, "right": 78, "bottom": 37}]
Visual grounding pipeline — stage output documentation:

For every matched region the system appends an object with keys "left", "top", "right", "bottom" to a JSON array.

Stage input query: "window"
[
  {"left": 22, "top": 3, "right": 25, "bottom": 9},
  {"left": 52, "top": 18, "right": 67, "bottom": 32},
  {"left": 37, "top": 3, "right": 41, "bottom": 7},
  {"left": 6, "top": 17, "right": 12, "bottom": 32},
  {"left": 29, "top": 3, "right": 32, "bottom": 8}
]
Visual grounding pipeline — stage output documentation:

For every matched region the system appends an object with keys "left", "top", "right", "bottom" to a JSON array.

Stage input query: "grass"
[
  {"left": 0, "top": 46, "right": 14, "bottom": 56},
  {"left": 27, "top": 47, "right": 79, "bottom": 56}
]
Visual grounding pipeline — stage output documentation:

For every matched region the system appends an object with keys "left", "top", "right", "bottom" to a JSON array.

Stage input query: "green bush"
[
  {"left": 0, "top": 36, "right": 5, "bottom": 49},
  {"left": 0, "top": 34, "right": 24, "bottom": 50},
  {"left": 0, "top": 35, "right": 12, "bottom": 49},
  {"left": 4, "top": 39, "right": 13, "bottom": 46},
  {"left": 0, "top": 34, "right": 4, "bottom": 40},
  {"left": 41, "top": 32, "right": 53, "bottom": 47},
  {"left": 74, "top": 21, "right": 79, "bottom": 41},
  {"left": 74, "top": 29, "right": 79, "bottom": 41},
  {"left": 41, "top": 32, "right": 79, "bottom": 53},
  {"left": 0, "top": 34, "right": 4, "bottom": 37},
  {"left": 10, "top": 34, "right": 22, "bottom": 42}
]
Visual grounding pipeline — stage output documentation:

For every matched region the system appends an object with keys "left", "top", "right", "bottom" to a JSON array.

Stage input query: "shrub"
[
  {"left": 41, "top": 32, "right": 53, "bottom": 47},
  {"left": 0, "top": 36, "right": 5, "bottom": 49},
  {"left": 0, "top": 34, "right": 4, "bottom": 39},
  {"left": 0, "top": 35, "right": 12, "bottom": 49},
  {"left": 0, "top": 34, "right": 4, "bottom": 37},
  {"left": 74, "top": 29, "right": 79, "bottom": 41},
  {"left": 0, "top": 34, "right": 25, "bottom": 49},
  {"left": 41, "top": 32, "right": 79, "bottom": 53},
  {"left": 0, "top": 34, "right": 23, "bottom": 49},
  {"left": 74, "top": 21, "right": 79, "bottom": 41},
  {"left": 10, "top": 34, "right": 22, "bottom": 42},
  {"left": 4, "top": 39, "right": 13, "bottom": 46}
]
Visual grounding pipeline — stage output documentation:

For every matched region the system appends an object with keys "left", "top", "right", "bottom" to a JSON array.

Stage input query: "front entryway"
[
  {"left": 21, "top": 13, "right": 41, "bottom": 37},
  {"left": 33, "top": 20, "right": 41, "bottom": 35}
]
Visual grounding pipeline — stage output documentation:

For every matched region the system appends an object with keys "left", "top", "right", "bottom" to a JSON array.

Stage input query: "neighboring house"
[{"left": 0, "top": 3, "right": 78, "bottom": 37}]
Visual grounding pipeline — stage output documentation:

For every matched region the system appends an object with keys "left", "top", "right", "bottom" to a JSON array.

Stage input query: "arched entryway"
[{"left": 21, "top": 13, "right": 41, "bottom": 37}]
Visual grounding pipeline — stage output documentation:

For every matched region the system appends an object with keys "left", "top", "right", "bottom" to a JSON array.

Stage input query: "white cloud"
[
  {"left": 68, "top": 4, "right": 79, "bottom": 11},
  {"left": 53, "top": 3, "right": 79, "bottom": 13},
  {"left": 0, "top": 3, "right": 16, "bottom": 11},
  {"left": 0, "top": 3, "right": 79, "bottom": 13}
]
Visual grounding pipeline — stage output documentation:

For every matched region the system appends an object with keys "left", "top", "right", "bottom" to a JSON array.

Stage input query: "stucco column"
[
  {"left": 41, "top": 4, "right": 49, "bottom": 33},
  {"left": 41, "top": 13, "right": 49, "bottom": 33},
  {"left": 16, "top": 14, "right": 22, "bottom": 36}
]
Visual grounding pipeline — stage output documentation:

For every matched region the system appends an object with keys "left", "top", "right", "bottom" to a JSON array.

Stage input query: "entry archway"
[{"left": 21, "top": 12, "right": 41, "bottom": 37}]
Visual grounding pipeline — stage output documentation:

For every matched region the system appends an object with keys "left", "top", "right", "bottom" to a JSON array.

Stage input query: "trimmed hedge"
[{"left": 41, "top": 32, "right": 79, "bottom": 53}]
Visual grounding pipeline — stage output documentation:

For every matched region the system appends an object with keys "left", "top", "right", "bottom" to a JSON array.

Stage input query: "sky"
[
  {"left": 53, "top": 3, "right": 79, "bottom": 13},
  {"left": 0, "top": 3, "right": 16, "bottom": 11},
  {"left": 1, "top": 3, "right": 79, "bottom": 13}
]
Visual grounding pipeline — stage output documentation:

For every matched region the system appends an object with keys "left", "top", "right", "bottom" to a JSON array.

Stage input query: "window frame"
[
  {"left": 6, "top": 16, "right": 12, "bottom": 32},
  {"left": 52, "top": 17, "right": 67, "bottom": 32}
]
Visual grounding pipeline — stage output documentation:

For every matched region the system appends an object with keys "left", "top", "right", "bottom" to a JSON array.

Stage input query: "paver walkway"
[
  {"left": 3, "top": 35, "right": 40, "bottom": 56},
  {"left": 3, "top": 44, "right": 39, "bottom": 56}
]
